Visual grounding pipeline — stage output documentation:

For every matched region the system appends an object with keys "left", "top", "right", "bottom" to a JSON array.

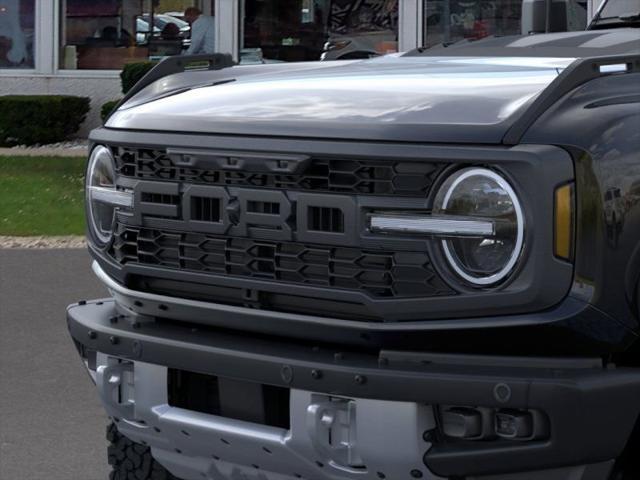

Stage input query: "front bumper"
[{"left": 68, "top": 300, "right": 640, "bottom": 480}]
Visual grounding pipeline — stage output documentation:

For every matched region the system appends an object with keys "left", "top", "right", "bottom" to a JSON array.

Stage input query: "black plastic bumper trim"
[
  {"left": 92, "top": 257, "right": 637, "bottom": 355},
  {"left": 67, "top": 300, "right": 640, "bottom": 477}
]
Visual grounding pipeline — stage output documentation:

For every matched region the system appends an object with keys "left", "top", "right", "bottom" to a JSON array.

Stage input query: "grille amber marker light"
[{"left": 554, "top": 183, "right": 574, "bottom": 260}]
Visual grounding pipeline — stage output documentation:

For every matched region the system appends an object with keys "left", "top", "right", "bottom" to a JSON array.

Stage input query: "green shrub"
[
  {"left": 0, "top": 95, "right": 90, "bottom": 147},
  {"left": 121, "top": 61, "right": 157, "bottom": 94},
  {"left": 101, "top": 100, "right": 121, "bottom": 122}
]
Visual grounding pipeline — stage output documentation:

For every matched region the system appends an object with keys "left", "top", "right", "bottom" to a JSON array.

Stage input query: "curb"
[
  {"left": 0, "top": 236, "right": 87, "bottom": 249},
  {"left": 0, "top": 148, "right": 88, "bottom": 158}
]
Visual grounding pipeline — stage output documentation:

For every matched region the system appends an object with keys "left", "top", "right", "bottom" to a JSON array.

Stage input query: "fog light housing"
[
  {"left": 433, "top": 168, "right": 525, "bottom": 287},
  {"left": 495, "top": 409, "right": 534, "bottom": 439}
]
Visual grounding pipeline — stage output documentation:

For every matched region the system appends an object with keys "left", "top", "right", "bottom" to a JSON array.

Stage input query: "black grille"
[
  {"left": 247, "top": 201, "right": 280, "bottom": 215},
  {"left": 308, "top": 206, "right": 344, "bottom": 233},
  {"left": 141, "top": 192, "right": 179, "bottom": 205},
  {"left": 114, "top": 147, "right": 445, "bottom": 197},
  {"left": 191, "top": 196, "right": 221, "bottom": 222},
  {"left": 112, "top": 226, "right": 453, "bottom": 299}
]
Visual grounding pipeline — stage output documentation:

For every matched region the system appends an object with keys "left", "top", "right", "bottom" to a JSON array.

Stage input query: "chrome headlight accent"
[
  {"left": 86, "top": 146, "right": 132, "bottom": 246},
  {"left": 370, "top": 215, "right": 495, "bottom": 237},
  {"left": 434, "top": 168, "right": 525, "bottom": 287}
]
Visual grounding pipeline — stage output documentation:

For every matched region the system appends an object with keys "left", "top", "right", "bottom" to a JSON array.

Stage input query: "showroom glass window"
[
  {"left": 59, "top": 0, "right": 203, "bottom": 70},
  {"left": 423, "top": 0, "right": 588, "bottom": 48},
  {"left": 423, "top": 0, "right": 523, "bottom": 48},
  {"left": 0, "top": 0, "right": 35, "bottom": 69},
  {"left": 240, "top": 0, "right": 399, "bottom": 63}
]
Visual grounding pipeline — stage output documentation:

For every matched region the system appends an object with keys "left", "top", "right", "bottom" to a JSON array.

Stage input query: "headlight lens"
[
  {"left": 434, "top": 168, "right": 524, "bottom": 286},
  {"left": 86, "top": 146, "right": 131, "bottom": 246}
]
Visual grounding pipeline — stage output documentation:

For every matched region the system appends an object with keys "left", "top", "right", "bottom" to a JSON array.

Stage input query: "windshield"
[
  {"left": 590, "top": 0, "right": 640, "bottom": 27},
  {"left": 599, "top": 0, "right": 640, "bottom": 19}
]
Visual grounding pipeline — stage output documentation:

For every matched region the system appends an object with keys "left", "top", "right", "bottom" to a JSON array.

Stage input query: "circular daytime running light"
[
  {"left": 434, "top": 168, "right": 525, "bottom": 286},
  {"left": 86, "top": 146, "right": 122, "bottom": 246}
]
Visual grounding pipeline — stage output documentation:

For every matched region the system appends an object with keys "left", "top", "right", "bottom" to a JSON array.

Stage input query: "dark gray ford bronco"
[{"left": 68, "top": 2, "right": 640, "bottom": 479}]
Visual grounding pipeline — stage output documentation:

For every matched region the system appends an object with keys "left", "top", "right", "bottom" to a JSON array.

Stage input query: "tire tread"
[{"left": 107, "top": 423, "right": 180, "bottom": 480}]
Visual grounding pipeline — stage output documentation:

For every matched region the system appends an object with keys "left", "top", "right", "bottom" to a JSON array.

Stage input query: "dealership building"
[{"left": 1, "top": 0, "right": 597, "bottom": 135}]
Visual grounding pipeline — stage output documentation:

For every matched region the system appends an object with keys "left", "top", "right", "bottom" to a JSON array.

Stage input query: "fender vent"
[{"left": 309, "top": 207, "right": 344, "bottom": 233}]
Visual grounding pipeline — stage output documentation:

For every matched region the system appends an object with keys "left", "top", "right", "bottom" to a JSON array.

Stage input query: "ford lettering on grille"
[{"left": 134, "top": 182, "right": 358, "bottom": 246}]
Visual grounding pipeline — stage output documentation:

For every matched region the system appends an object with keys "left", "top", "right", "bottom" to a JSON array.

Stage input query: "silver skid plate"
[{"left": 95, "top": 354, "right": 442, "bottom": 480}]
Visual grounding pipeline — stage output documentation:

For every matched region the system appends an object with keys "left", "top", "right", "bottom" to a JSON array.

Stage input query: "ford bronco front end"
[{"left": 68, "top": 21, "right": 640, "bottom": 480}]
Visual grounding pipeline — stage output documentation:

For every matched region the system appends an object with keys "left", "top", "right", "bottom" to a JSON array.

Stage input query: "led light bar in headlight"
[
  {"left": 86, "top": 146, "right": 133, "bottom": 246},
  {"left": 88, "top": 186, "right": 133, "bottom": 208},
  {"left": 370, "top": 215, "right": 495, "bottom": 237}
]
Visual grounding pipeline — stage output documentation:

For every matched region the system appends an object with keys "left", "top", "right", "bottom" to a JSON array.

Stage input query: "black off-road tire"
[{"left": 107, "top": 422, "right": 181, "bottom": 480}]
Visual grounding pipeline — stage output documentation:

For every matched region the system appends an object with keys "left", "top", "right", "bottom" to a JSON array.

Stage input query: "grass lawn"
[{"left": 0, "top": 156, "right": 86, "bottom": 236}]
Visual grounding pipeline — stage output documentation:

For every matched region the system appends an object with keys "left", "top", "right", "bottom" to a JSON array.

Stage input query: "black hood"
[{"left": 106, "top": 29, "right": 639, "bottom": 144}]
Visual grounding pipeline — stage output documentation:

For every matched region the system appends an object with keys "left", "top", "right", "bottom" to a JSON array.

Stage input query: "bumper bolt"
[
  {"left": 280, "top": 365, "right": 294, "bottom": 384},
  {"left": 354, "top": 374, "right": 366, "bottom": 385},
  {"left": 493, "top": 383, "right": 512, "bottom": 403},
  {"left": 422, "top": 430, "right": 434, "bottom": 442},
  {"left": 410, "top": 470, "right": 423, "bottom": 478},
  {"left": 311, "top": 369, "right": 322, "bottom": 380},
  {"left": 88, "top": 331, "right": 97, "bottom": 340},
  {"left": 109, "top": 336, "right": 119, "bottom": 345}
]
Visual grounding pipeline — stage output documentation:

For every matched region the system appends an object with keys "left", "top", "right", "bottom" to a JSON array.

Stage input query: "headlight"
[
  {"left": 86, "top": 146, "right": 132, "bottom": 246},
  {"left": 433, "top": 168, "right": 524, "bottom": 287}
]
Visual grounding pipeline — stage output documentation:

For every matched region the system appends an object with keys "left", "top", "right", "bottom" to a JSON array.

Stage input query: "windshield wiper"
[
  {"left": 618, "top": 11, "right": 640, "bottom": 21},
  {"left": 590, "top": 11, "right": 640, "bottom": 29}
]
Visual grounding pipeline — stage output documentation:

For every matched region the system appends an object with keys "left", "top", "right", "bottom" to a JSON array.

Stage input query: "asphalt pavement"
[{"left": 0, "top": 249, "right": 110, "bottom": 480}]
